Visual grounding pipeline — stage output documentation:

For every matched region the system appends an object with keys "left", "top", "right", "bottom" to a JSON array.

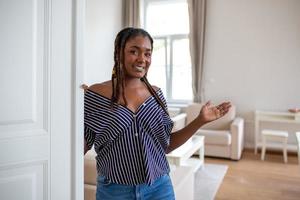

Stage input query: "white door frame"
[{"left": 71, "top": 0, "right": 85, "bottom": 199}]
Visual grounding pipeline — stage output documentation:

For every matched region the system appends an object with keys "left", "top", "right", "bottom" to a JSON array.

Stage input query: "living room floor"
[{"left": 204, "top": 149, "right": 300, "bottom": 200}]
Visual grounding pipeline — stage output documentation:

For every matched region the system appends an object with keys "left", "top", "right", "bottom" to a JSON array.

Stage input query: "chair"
[
  {"left": 185, "top": 103, "right": 244, "bottom": 160},
  {"left": 261, "top": 129, "right": 288, "bottom": 163}
]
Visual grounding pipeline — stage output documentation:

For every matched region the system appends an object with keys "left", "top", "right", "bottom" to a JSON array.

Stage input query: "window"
[{"left": 144, "top": 0, "right": 193, "bottom": 103}]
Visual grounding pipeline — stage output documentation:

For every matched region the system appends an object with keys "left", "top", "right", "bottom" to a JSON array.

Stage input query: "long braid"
[
  {"left": 119, "top": 50, "right": 127, "bottom": 106},
  {"left": 111, "top": 45, "right": 118, "bottom": 108},
  {"left": 141, "top": 76, "right": 169, "bottom": 116},
  {"left": 111, "top": 28, "right": 131, "bottom": 108}
]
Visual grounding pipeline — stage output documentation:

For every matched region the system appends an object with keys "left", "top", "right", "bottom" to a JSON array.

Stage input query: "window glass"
[
  {"left": 148, "top": 39, "right": 167, "bottom": 95},
  {"left": 145, "top": 0, "right": 192, "bottom": 102},
  {"left": 146, "top": 1, "right": 189, "bottom": 36},
  {"left": 172, "top": 38, "right": 193, "bottom": 100}
]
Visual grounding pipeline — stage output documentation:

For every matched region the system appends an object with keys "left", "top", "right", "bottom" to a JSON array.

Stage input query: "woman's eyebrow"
[{"left": 129, "top": 45, "right": 151, "bottom": 51}]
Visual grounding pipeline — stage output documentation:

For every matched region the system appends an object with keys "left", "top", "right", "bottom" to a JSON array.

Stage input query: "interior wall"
[
  {"left": 84, "top": 0, "right": 123, "bottom": 85},
  {"left": 204, "top": 0, "right": 300, "bottom": 147}
]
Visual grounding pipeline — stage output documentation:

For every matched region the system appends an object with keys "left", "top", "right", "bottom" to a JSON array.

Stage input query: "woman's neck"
[{"left": 124, "top": 77, "right": 145, "bottom": 89}]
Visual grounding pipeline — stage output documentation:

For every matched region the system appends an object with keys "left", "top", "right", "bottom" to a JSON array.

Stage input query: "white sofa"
[
  {"left": 84, "top": 149, "right": 97, "bottom": 200},
  {"left": 186, "top": 103, "right": 244, "bottom": 160}
]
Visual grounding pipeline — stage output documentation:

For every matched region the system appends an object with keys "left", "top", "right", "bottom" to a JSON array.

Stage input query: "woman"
[{"left": 84, "top": 27, "right": 231, "bottom": 200}]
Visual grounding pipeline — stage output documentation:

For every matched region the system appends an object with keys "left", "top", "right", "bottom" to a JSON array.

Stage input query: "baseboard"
[{"left": 243, "top": 147, "right": 298, "bottom": 156}]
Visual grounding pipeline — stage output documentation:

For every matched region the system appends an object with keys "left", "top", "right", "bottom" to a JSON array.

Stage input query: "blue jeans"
[{"left": 96, "top": 174, "right": 175, "bottom": 200}]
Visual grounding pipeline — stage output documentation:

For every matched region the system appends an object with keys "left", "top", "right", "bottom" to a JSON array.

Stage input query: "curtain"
[
  {"left": 187, "top": 0, "right": 207, "bottom": 103},
  {"left": 124, "top": 0, "right": 141, "bottom": 28}
]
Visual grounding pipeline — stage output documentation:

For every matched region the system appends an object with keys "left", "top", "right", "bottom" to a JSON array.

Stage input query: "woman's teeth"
[{"left": 135, "top": 66, "right": 144, "bottom": 72}]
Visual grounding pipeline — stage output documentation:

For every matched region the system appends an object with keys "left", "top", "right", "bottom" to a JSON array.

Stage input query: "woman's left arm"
[{"left": 166, "top": 101, "right": 231, "bottom": 153}]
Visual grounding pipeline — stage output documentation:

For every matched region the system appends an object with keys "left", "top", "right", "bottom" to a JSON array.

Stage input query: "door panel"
[
  {"left": 0, "top": 0, "right": 47, "bottom": 136},
  {"left": 0, "top": 0, "right": 74, "bottom": 199},
  {"left": 0, "top": 162, "right": 46, "bottom": 200}
]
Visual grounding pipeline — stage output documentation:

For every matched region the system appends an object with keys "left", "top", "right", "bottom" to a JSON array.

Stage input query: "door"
[{"left": 0, "top": 0, "right": 84, "bottom": 199}]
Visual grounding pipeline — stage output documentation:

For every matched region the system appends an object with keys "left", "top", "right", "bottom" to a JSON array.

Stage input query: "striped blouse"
[{"left": 84, "top": 88, "right": 174, "bottom": 185}]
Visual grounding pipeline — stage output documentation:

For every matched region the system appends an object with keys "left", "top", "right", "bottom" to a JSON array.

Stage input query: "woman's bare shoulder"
[{"left": 87, "top": 81, "right": 112, "bottom": 98}]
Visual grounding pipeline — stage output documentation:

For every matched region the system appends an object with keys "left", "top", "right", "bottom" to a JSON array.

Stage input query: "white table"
[
  {"left": 254, "top": 110, "right": 300, "bottom": 154},
  {"left": 167, "top": 135, "right": 204, "bottom": 172}
]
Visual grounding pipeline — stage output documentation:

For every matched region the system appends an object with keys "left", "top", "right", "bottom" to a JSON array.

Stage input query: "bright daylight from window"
[{"left": 145, "top": 0, "right": 193, "bottom": 102}]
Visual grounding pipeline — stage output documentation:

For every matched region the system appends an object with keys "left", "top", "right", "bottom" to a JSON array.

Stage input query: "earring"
[{"left": 112, "top": 68, "right": 116, "bottom": 78}]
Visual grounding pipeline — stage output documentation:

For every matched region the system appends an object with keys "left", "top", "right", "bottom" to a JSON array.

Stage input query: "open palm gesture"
[{"left": 198, "top": 101, "right": 231, "bottom": 124}]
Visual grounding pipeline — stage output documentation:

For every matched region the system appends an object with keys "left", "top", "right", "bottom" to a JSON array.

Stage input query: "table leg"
[{"left": 198, "top": 144, "right": 204, "bottom": 166}]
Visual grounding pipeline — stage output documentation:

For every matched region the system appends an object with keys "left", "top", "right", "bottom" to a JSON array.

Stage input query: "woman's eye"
[
  {"left": 145, "top": 53, "right": 151, "bottom": 58},
  {"left": 130, "top": 50, "right": 138, "bottom": 55}
]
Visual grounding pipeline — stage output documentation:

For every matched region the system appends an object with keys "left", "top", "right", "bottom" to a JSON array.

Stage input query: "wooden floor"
[{"left": 204, "top": 150, "right": 300, "bottom": 200}]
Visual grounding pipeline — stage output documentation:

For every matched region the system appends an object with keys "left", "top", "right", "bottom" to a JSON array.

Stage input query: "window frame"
[{"left": 144, "top": 0, "right": 192, "bottom": 104}]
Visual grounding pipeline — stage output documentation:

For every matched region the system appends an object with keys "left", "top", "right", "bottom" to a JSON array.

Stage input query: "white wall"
[
  {"left": 204, "top": 0, "right": 300, "bottom": 147},
  {"left": 84, "top": 0, "right": 123, "bottom": 85}
]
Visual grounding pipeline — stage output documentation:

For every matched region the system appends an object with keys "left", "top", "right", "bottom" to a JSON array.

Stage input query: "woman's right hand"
[{"left": 197, "top": 101, "right": 231, "bottom": 124}]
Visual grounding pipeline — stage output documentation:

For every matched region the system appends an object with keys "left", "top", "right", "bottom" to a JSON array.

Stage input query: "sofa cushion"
[
  {"left": 84, "top": 148, "right": 97, "bottom": 185},
  {"left": 196, "top": 130, "right": 231, "bottom": 145},
  {"left": 186, "top": 103, "right": 236, "bottom": 130}
]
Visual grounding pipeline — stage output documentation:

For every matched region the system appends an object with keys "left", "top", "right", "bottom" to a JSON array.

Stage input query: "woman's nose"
[{"left": 137, "top": 53, "right": 146, "bottom": 63}]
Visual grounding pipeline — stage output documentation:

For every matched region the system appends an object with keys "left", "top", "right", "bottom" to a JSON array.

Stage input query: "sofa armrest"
[
  {"left": 230, "top": 117, "right": 244, "bottom": 160},
  {"left": 171, "top": 113, "right": 187, "bottom": 132},
  {"left": 84, "top": 149, "right": 97, "bottom": 185}
]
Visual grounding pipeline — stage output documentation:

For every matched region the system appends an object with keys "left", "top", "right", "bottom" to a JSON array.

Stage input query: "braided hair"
[{"left": 111, "top": 27, "right": 168, "bottom": 115}]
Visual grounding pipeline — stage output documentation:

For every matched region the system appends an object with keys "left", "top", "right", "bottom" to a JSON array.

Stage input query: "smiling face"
[{"left": 122, "top": 35, "right": 152, "bottom": 79}]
